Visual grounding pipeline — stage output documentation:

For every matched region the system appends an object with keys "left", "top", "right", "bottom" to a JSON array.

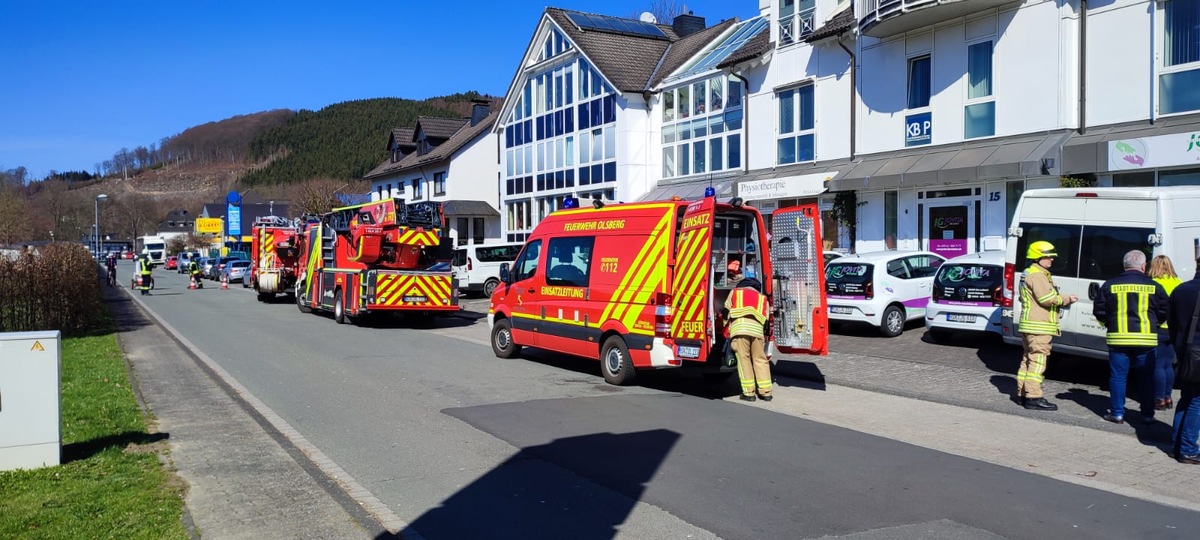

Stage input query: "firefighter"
[
  {"left": 725, "top": 278, "right": 772, "bottom": 402},
  {"left": 136, "top": 254, "right": 153, "bottom": 296},
  {"left": 1017, "top": 241, "right": 1077, "bottom": 411},
  {"left": 1093, "top": 250, "right": 1170, "bottom": 424},
  {"left": 188, "top": 258, "right": 202, "bottom": 288}
]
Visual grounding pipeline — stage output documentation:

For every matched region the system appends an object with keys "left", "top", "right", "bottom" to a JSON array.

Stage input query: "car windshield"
[{"left": 231, "top": 261, "right": 250, "bottom": 268}]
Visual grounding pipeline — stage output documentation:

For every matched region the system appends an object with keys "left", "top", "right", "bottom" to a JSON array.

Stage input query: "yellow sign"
[
  {"left": 31, "top": 340, "right": 44, "bottom": 352},
  {"left": 196, "top": 218, "right": 223, "bottom": 234}
]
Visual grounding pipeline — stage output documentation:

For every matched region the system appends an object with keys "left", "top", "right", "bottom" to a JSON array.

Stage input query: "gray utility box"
[{"left": 0, "top": 330, "right": 61, "bottom": 471}]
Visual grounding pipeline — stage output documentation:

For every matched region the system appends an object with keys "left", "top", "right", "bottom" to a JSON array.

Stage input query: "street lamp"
[{"left": 95, "top": 194, "right": 108, "bottom": 256}]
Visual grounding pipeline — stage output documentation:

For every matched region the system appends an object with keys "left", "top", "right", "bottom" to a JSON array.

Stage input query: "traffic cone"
[
  {"left": 221, "top": 274, "right": 229, "bottom": 290},
  {"left": 188, "top": 278, "right": 196, "bottom": 290}
]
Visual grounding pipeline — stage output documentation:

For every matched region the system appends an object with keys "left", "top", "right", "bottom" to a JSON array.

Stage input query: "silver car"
[{"left": 222, "top": 260, "right": 252, "bottom": 283}]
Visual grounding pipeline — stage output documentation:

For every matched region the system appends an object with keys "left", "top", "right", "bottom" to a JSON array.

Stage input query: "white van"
[
  {"left": 452, "top": 243, "right": 523, "bottom": 297},
  {"left": 1002, "top": 187, "right": 1200, "bottom": 360}
]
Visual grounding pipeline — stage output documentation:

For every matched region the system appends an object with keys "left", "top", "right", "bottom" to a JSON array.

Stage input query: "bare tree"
[
  {"left": 0, "top": 184, "right": 31, "bottom": 244},
  {"left": 631, "top": 0, "right": 683, "bottom": 24},
  {"left": 285, "top": 177, "right": 368, "bottom": 216}
]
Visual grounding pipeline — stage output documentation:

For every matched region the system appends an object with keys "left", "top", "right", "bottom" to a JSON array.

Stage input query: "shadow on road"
[{"left": 400, "top": 430, "right": 679, "bottom": 540}]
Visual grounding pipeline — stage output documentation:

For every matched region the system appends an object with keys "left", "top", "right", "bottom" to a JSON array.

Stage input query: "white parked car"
[
  {"left": 924, "top": 251, "right": 1006, "bottom": 343},
  {"left": 453, "top": 243, "right": 524, "bottom": 297},
  {"left": 825, "top": 250, "right": 945, "bottom": 337}
]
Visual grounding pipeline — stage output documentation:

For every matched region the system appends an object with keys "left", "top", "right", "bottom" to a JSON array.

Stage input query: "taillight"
[
  {"left": 932, "top": 284, "right": 943, "bottom": 302},
  {"left": 865, "top": 281, "right": 874, "bottom": 300},
  {"left": 653, "top": 292, "right": 672, "bottom": 337},
  {"left": 468, "top": 257, "right": 474, "bottom": 271},
  {"left": 1003, "top": 263, "right": 1015, "bottom": 308},
  {"left": 992, "top": 285, "right": 1004, "bottom": 306}
]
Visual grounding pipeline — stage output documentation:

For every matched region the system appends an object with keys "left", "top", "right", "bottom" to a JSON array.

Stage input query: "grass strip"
[{"left": 0, "top": 330, "right": 187, "bottom": 540}]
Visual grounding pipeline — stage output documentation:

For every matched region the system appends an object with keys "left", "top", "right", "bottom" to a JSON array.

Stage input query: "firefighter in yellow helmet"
[
  {"left": 1017, "top": 241, "right": 1077, "bottom": 410},
  {"left": 725, "top": 278, "right": 772, "bottom": 402}
]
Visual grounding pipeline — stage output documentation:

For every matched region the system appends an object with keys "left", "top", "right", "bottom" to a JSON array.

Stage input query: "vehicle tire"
[
  {"left": 880, "top": 305, "right": 906, "bottom": 337},
  {"left": 257, "top": 292, "right": 272, "bottom": 303},
  {"left": 482, "top": 278, "right": 500, "bottom": 298},
  {"left": 600, "top": 335, "right": 636, "bottom": 386},
  {"left": 296, "top": 282, "right": 312, "bottom": 313},
  {"left": 333, "top": 289, "right": 347, "bottom": 324},
  {"left": 491, "top": 318, "right": 521, "bottom": 358},
  {"left": 928, "top": 329, "right": 954, "bottom": 344}
]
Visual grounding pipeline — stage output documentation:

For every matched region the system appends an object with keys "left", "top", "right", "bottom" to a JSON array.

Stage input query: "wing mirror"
[
  {"left": 1088, "top": 282, "right": 1100, "bottom": 301},
  {"left": 499, "top": 263, "right": 511, "bottom": 284}
]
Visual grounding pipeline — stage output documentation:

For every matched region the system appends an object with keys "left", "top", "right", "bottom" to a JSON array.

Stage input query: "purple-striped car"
[
  {"left": 924, "top": 250, "right": 1006, "bottom": 342},
  {"left": 825, "top": 251, "right": 945, "bottom": 337}
]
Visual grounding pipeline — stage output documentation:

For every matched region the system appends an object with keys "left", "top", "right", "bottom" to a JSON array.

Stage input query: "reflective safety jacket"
[
  {"left": 137, "top": 259, "right": 152, "bottom": 276},
  {"left": 1153, "top": 275, "right": 1183, "bottom": 336},
  {"left": 189, "top": 261, "right": 201, "bottom": 274},
  {"left": 1093, "top": 270, "right": 1169, "bottom": 348},
  {"left": 1018, "top": 264, "right": 1068, "bottom": 336},
  {"left": 725, "top": 287, "right": 768, "bottom": 339}
]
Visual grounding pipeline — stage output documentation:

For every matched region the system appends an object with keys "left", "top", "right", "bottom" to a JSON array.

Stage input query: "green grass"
[{"left": 0, "top": 331, "right": 188, "bottom": 539}]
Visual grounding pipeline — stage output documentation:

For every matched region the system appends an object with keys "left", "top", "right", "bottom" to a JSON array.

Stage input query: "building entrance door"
[{"left": 925, "top": 199, "right": 976, "bottom": 259}]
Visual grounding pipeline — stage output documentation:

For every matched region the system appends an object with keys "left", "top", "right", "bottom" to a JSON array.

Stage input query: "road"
[{"left": 125, "top": 265, "right": 1200, "bottom": 539}]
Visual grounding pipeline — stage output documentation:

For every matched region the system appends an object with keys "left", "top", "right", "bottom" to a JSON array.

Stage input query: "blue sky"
[{"left": 0, "top": 1, "right": 758, "bottom": 180}]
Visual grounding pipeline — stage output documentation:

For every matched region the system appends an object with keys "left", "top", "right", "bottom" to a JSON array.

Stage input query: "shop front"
[
  {"left": 735, "top": 161, "right": 847, "bottom": 251},
  {"left": 1062, "top": 117, "right": 1200, "bottom": 188}
]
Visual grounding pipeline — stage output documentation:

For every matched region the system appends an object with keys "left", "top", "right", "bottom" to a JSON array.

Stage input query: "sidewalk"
[{"left": 105, "top": 283, "right": 390, "bottom": 539}]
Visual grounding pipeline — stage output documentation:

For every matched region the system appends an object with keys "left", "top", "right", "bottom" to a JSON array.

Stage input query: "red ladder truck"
[
  {"left": 295, "top": 198, "right": 460, "bottom": 324},
  {"left": 248, "top": 215, "right": 302, "bottom": 302}
]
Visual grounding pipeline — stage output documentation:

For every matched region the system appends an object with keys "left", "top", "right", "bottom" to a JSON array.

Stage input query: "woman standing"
[{"left": 1149, "top": 255, "right": 1184, "bottom": 410}]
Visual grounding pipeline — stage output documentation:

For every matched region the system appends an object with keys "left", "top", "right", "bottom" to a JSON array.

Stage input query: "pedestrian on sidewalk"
[
  {"left": 1016, "top": 241, "right": 1077, "bottom": 411},
  {"left": 1149, "top": 255, "right": 1183, "bottom": 411},
  {"left": 1169, "top": 257, "right": 1200, "bottom": 464},
  {"left": 725, "top": 278, "right": 772, "bottom": 402},
  {"left": 1093, "top": 250, "right": 1169, "bottom": 425}
]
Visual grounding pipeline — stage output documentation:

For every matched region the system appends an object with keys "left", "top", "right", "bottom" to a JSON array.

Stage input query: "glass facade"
[
  {"left": 777, "top": 85, "right": 815, "bottom": 165},
  {"left": 661, "top": 75, "right": 744, "bottom": 178}
]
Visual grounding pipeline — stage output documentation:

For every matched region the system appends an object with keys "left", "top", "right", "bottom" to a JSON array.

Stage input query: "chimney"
[
  {"left": 672, "top": 11, "right": 705, "bottom": 38},
  {"left": 470, "top": 99, "right": 491, "bottom": 127}
]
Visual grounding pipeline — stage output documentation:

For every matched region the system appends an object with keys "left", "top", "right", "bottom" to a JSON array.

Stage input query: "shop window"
[
  {"left": 1159, "top": 167, "right": 1200, "bottom": 186},
  {"left": 1113, "top": 171, "right": 1155, "bottom": 187}
]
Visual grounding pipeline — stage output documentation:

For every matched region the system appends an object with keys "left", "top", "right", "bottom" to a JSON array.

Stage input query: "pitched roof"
[
  {"left": 388, "top": 127, "right": 416, "bottom": 150},
  {"left": 547, "top": 8, "right": 683, "bottom": 93},
  {"left": 651, "top": 18, "right": 738, "bottom": 87},
  {"left": 365, "top": 106, "right": 502, "bottom": 179},
  {"left": 416, "top": 117, "right": 468, "bottom": 140},
  {"left": 716, "top": 23, "right": 771, "bottom": 69},
  {"left": 804, "top": 6, "right": 855, "bottom": 43}
]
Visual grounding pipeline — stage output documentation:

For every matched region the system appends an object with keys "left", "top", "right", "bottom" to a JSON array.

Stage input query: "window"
[
  {"left": 1014, "top": 223, "right": 1081, "bottom": 278},
  {"left": 905, "top": 254, "right": 943, "bottom": 278},
  {"left": 965, "top": 41, "right": 995, "bottom": 138},
  {"left": 506, "top": 200, "right": 533, "bottom": 231},
  {"left": 512, "top": 240, "right": 542, "bottom": 282},
  {"left": 886, "top": 258, "right": 912, "bottom": 279},
  {"left": 1163, "top": 0, "right": 1200, "bottom": 114},
  {"left": 661, "top": 75, "right": 744, "bottom": 178},
  {"left": 456, "top": 217, "right": 469, "bottom": 246},
  {"left": 778, "top": 0, "right": 816, "bottom": 47},
  {"left": 908, "top": 55, "right": 932, "bottom": 109},
  {"left": 411, "top": 178, "right": 423, "bottom": 200},
  {"left": 546, "top": 237, "right": 594, "bottom": 287},
  {"left": 473, "top": 217, "right": 486, "bottom": 244},
  {"left": 884, "top": 191, "right": 898, "bottom": 250},
  {"left": 1078, "top": 226, "right": 1154, "bottom": 280},
  {"left": 1160, "top": 167, "right": 1200, "bottom": 186},
  {"left": 777, "top": 85, "right": 815, "bottom": 164},
  {"left": 433, "top": 171, "right": 447, "bottom": 196}
]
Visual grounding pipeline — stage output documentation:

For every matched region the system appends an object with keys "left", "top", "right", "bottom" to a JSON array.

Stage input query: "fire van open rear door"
[
  {"left": 769, "top": 204, "right": 828, "bottom": 355},
  {"left": 670, "top": 197, "right": 717, "bottom": 362}
]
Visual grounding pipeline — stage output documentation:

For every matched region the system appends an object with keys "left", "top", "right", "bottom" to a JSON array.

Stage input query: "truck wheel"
[
  {"left": 600, "top": 335, "right": 636, "bottom": 386},
  {"left": 257, "top": 292, "right": 271, "bottom": 303},
  {"left": 333, "top": 290, "right": 347, "bottom": 324},
  {"left": 482, "top": 278, "right": 500, "bottom": 298},
  {"left": 491, "top": 318, "right": 521, "bottom": 358},
  {"left": 296, "top": 282, "right": 312, "bottom": 313},
  {"left": 880, "top": 305, "right": 905, "bottom": 337}
]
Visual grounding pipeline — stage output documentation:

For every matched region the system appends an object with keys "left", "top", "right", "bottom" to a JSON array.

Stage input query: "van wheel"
[
  {"left": 296, "top": 282, "right": 312, "bottom": 313},
  {"left": 928, "top": 329, "right": 953, "bottom": 344},
  {"left": 600, "top": 336, "right": 636, "bottom": 386},
  {"left": 491, "top": 318, "right": 521, "bottom": 358},
  {"left": 880, "top": 305, "right": 905, "bottom": 337},
  {"left": 482, "top": 278, "right": 500, "bottom": 298},
  {"left": 333, "top": 290, "right": 347, "bottom": 324}
]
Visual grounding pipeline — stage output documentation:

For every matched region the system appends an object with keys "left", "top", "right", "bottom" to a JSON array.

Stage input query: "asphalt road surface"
[{"left": 128, "top": 266, "right": 1200, "bottom": 539}]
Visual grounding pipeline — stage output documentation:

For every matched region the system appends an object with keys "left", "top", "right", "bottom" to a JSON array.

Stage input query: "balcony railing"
[
  {"left": 858, "top": 0, "right": 1019, "bottom": 38},
  {"left": 778, "top": 8, "right": 817, "bottom": 47}
]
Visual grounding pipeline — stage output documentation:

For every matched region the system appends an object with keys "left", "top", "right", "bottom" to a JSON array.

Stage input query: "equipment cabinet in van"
[
  {"left": 1002, "top": 187, "right": 1200, "bottom": 360},
  {"left": 488, "top": 196, "right": 829, "bottom": 385}
]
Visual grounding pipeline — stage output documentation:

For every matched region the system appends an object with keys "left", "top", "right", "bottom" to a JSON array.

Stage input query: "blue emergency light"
[
  {"left": 704, "top": 187, "right": 716, "bottom": 198},
  {"left": 561, "top": 197, "right": 580, "bottom": 209}
]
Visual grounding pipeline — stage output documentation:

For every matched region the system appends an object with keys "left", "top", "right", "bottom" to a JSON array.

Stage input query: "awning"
[
  {"left": 639, "top": 177, "right": 735, "bottom": 201},
  {"left": 1061, "top": 116, "right": 1200, "bottom": 175},
  {"left": 441, "top": 200, "right": 500, "bottom": 217},
  {"left": 829, "top": 130, "right": 1073, "bottom": 191},
  {"left": 735, "top": 159, "right": 850, "bottom": 201}
]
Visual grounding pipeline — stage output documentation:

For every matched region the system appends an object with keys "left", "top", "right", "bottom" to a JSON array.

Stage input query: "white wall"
[
  {"left": 447, "top": 130, "right": 501, "bottom": 209},
  {"left": 616, "top": 93, "right": 656, "bottom": 202},
  {"left": 1086, "top": 0, "right": 1154, "bottom": 126}
]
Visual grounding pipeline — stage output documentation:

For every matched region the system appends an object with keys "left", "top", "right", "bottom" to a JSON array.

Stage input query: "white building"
[
  {"left": 494, "top": 8, "right": 736, "bottom": 242},
  {"left": 364, "top": 101, "right": 503, "bottom": 245}
]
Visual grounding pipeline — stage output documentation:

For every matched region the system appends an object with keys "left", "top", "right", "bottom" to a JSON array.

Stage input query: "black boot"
[{"left": 1022, "top": 397, "right": 1058, "bottom": 411}]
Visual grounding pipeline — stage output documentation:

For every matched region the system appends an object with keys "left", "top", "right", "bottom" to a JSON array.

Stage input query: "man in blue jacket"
[
  {"left": 1169, "top": 257, "right": 1200, "bottom": 464},
  {"left": 1093, "top": 250, "right": 1170, "bottom": 424}
]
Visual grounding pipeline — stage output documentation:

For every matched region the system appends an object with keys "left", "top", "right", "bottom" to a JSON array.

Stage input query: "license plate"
[
  {"left": 402, "top": 295, "right": 428, "bottom": 303},
  {"left": 947, "top": 314, "right": 976, "bottom": 323},
  {"left": 830, "top": 306, "right": 853, "bottom": 315},
  {"left": 677, "top": 345, "right": 700, "bottom": 359}
]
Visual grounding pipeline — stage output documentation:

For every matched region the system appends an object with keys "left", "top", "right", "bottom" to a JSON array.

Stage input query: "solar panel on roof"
[{"left": 567, "top": 11, "right": 668, "bottom": 39}]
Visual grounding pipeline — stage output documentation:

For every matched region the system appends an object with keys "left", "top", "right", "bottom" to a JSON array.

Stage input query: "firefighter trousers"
[
  {"left": 731, "top": 335, "right": 772, "bottom": 397},
  {"left": 1018, "top": 333, "right": 1053, "bottom": 399}
]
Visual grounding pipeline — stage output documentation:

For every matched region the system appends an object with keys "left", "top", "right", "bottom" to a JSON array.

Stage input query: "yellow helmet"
[{"left": 1026, "top": 241, "right": 1058, "bottom": 260}]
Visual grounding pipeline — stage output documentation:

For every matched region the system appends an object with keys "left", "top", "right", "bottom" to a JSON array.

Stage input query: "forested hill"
[{"left": 242, "top": 92, "right": 498, "bottom": 186}]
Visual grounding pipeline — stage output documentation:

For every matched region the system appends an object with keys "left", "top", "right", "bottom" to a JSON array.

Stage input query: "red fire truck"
[
  {"left": 248, "top": 216, "right": 302, "bottom": 302},
  {"left": 295, "top": 198, "right": 460, "bottom": 324}
]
